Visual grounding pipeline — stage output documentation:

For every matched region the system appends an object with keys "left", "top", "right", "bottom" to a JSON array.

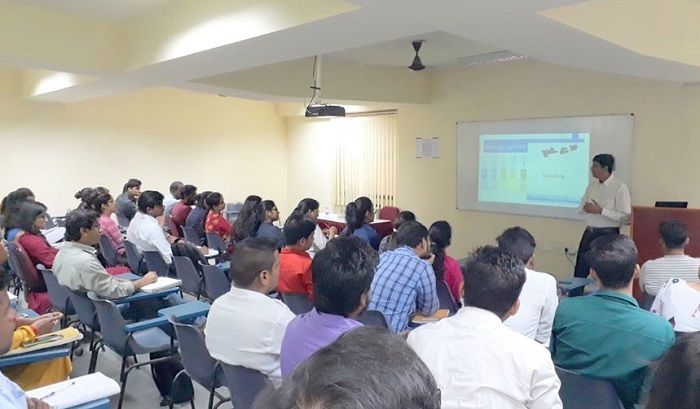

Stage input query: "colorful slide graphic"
[{"left": 478, "top": 133, "right": 590, "bottom": 208}]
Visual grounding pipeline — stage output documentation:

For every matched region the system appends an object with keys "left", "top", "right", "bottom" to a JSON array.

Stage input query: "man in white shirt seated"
[
  {"left": 497, "top": 227, "right": 558, "bottom": 346},
  {"left": 162, "top": 181, "right": 183, "bottom": 218},
  {"left": 407, "top": 246, "right": 562, "bottom": 409},
  {"left": 126, "top": 190, "right": 178, "bottom": 271},
  {"left": 640, "top": 219, "right": 700, "bottom": 297},
  {"left": 205, "top": 238, "right": 295, "bottom": 387}
]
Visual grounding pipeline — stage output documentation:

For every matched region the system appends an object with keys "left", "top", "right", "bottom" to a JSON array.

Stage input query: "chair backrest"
[
  {"left": 173, "top": 256, "right": 203, "bottom": 297},
  {"left": 116, "top": 213, "right": 130, "bottom": 228},
  {"left": 280, "top": 293, "right": 313, "bottom": 315},
  {"left": 143, "top": 251, "right": 170, "bottom": 277},
  {"left": 206, "top": 233, "right": 225, "bottom": 253},
  {"left": 99, "top": 235, "right": 119, "bottom": 266},
  {"left": 378, "top": 206, "right": 400, "bottom": 221},
  {"left": 224, "top": 202, "right": 244, "bottom": 222},
  {"left": 220, "top": 362, "right": 272, "bottom": 409},
  {"left": 66, "top": 288, "right": 99, "bottom": 330},
  {"left": 357, "top": 309, "right": 388, "bottom": 328},
  {"left": 555, "top": 366, "right": 624, "bottom": 409},
  {"left": 436, "top": 280, "right": 459, "bottom": 315},
  {"left": 182, "top": 226, "right": 201, "bottom": 245},
  {"left": 87, "top": 292, "right": 129, "bottom": 355},
  {"left": 6, "top": 241, "right": 46, "bottom": 292},
  {"left": 39, "top": 268, "right": 72, "bottom": 315},
  {"left": 168, "top": 316, "right": 220, "bottom": 389},
  {"left": 123, "top": 241, "right": 143, "bottom": 274},
  {"left": 200, "top": 264, "right": 230, "bottom": 301}
]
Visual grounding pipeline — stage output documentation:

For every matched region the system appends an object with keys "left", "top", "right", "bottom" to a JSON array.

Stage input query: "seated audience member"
[
  {"left": 115, "top": 178, "right": 141, "bottom": 222},
  {"left": 55, "top": 210, "right": 158, "bottom": 299},
  {"left": 497, "top": 226, "right": 558, "bottom": 346},
  {"left": 640, "top": 219, "right": 700, "bottom": 296},
  {"left": 408, "top": 246, "right": 562, "bottom": 409},
  {"left": 256, "top": 200, "right": 285, "bottom": 249},
  {"left": 379, "top": 210, "right": 415, "bottom": 254},
  {"left": 171, "top": 184, "right": 197, "bottom": 230},
  {"left": 232, "top": 195, "right": 263, "bottom": 243},
  {"left": 74, "top": 187, "right": 94, "bottom": 210},
  {"left": 0, "top": 242, "right": 70, "bottom": 390},
  {"left": 343, "top": 196, "right": 380, "bottom": 251},
  {"left": 163, "top": 181, "right": 183, "bottom": 217},
  {"left": 1, "top": 188, "right": 35, "bottom": 241},
  {"left": 650, "top": 276, "right": 700, "bottom": 333},
  {"left": 126, "top": 190, "right": 177, "bottom": 266},
  {"left": 87, "top": 189, "right": 126, "bottom": 260},
  {"left": 429, "top": 220, "right": 463, "bottom": 302},
  {"left": 0, "top": 271, "right": 51, "bottom": 409},
  {"left": 289, "top": 198, "right": 337, "bottom": 255},
  {"left": 552, "top": 234, "right": 675, "bottom": 408},
  {"left": 205, "top": 238, "right": 294, "bottom": 386},
  {"left": 368, "top": 221, "right": 438, "bottom": 332},
  {"left": 185, "top": 191, "right": 211, "bottom": 244},
  {"left": 646, "top": 331, "right": 700, "bottom": 409},
  {"left": 205, "top": 192, "right": 232, "bottom": 241},
  {"left": 256, "top": 326, "right": 440, "bottom": 409},
  {"left": 280, "top": 236, "right": 376, "bottom": 377},
  {"left": 13, "top": 202, "right": 53, "bottom": 313},
  {"left": 278, "top": 216, "right": 316, "bottom": 299}
]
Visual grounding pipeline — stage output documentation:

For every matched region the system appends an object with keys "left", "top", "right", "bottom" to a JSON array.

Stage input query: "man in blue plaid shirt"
[{"left": 369, "top": 221, "right": 439, "bottom": 332}]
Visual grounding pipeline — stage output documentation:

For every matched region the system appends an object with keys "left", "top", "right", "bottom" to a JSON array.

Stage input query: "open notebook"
[
  {"left": 140, "top": 277, "right": 182, "bottom": 293},
  {"left": 27, "top": 372, "right": 120, "bottom": 409}
]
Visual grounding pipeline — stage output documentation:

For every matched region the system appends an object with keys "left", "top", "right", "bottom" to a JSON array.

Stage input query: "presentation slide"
[{"left": 478, "top": 133, "right": 590, "bottom": 208}]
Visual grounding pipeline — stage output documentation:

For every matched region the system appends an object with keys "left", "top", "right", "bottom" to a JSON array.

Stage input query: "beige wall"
[
  {"left": 0, "top": 80, "right": 288, "bottom": 216},
  {"left": 288, "top": 59, "right": 699, "bottom": 278}
]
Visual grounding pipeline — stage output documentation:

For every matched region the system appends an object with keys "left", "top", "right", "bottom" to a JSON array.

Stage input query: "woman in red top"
[
  {"left": 205, "top": 192, "right": 232, "bottom": 241},
  {"left": 429, "top": 220, "right": 463, "bottom": 303},
  {"left": 14, "top": 201, "right": 55, "bottom": 313}
]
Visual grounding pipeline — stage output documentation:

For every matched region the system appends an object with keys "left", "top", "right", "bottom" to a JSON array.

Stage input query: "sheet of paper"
[
  {"left": 27, "top": 372, "right": 120, "bottom": 409},
  {"left": 140, "top": 277, "right": 182, "bottom": 293}
]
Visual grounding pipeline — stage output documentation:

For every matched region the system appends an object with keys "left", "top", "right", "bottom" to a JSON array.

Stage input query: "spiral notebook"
[{"left": 27, "top": 372, "right": 120, "bottom": 409}]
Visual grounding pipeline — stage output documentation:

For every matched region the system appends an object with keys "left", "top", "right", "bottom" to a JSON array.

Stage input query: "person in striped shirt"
[{"left": 640, "top": 219, "right": 700, "bottom": 296}]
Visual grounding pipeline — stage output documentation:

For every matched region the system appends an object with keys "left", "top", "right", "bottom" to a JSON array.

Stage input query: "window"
[{"left": 332, "top": 112, "right": 397, "bottom": 210}]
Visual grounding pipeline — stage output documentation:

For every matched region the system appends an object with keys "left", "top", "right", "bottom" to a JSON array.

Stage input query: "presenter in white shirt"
[
  {"left": 572, "top": 153, "right": 631, "bottom": 296},
  {"left": 497, "top": 227, "right": 558, "bottom": 346},
  {"left": 407, "top": 246, "right": 561, "bottom": 409}
]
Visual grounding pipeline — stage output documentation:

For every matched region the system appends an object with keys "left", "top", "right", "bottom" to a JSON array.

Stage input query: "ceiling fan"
[{"left": 408, "top": 40, "right": 426, "bottom": 71}]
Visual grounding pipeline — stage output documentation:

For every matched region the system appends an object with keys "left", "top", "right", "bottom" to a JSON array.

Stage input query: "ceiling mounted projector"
[
  {"left": 305, "top": 104, "right": 346, "bottom": 117},
  {"left": 408, "top": 40, "right": 426, "bottom": 71}
]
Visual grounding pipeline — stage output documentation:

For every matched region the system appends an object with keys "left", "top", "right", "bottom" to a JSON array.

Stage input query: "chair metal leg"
[
  {"left": 169, "top": 369, "right": 187, "bottom": 409},
  {"left": 117, "top": 356, "right": 129, "bottom": 409},
  {"left": 208, "top": 387, "right": 215, "bottom": 409}
]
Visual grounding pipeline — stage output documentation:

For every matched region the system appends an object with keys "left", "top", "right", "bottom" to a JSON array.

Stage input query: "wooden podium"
[{"left": 630, "top": 206, "right": 700, "bottom": 300}]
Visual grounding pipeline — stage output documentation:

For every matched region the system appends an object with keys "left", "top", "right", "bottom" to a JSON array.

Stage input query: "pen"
[{"left": 38, "top": 380, "right": 76, "bottom": 400}]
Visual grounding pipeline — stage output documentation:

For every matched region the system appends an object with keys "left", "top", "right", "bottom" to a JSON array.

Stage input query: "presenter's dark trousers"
[{"left": 571, "top": 226, "right": 620, "bottom": 296}]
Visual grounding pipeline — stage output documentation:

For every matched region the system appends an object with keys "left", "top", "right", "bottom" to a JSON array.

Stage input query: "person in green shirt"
[{"left": 552, "top": 234, "right": 674, "bottom": 409}]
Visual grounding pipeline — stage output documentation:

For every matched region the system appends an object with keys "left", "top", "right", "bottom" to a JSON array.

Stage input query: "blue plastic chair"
[
  {"left": 280, "top": 293, "right": 313, "bottom": 315},
  {"left": 200, "top": 264, "right": 230, "bottom": 301},
  {"left": 143, "top": 250, "right": 171, "bottom": 277},
  {"left": 168, "top": 316, "right": 229, "bottom": 409},
  {"left": 183, "top": 227, "right": 201, "bottom": 246},
  {"left": 220, "top": 362, "right": 272, "bottom": 409},
  {"left": 206, "top": 233, "right": 225, "bottom": 253},
  {"left": 88, "top": 291, "right": 176, "bottom": 409},
  {"left": 99, "top": 235, "right": 120, "bottom": 266},
  {"left": 555, "top": 366, "right": 624, "bottom": 409},
  {"left": 173, "top": 256, "right": 204, "bottom": 300},
  {"left": 357, "top": 310, "right": 388, "bottom": 328},
  {"left": 116, "top": 213, "right": 131, "bottom": 228},
  {"left": 436, "top": 280, "right": 459, "bottom": 315},
  {"left": 123, "top": 241, "right": 143, "bottom": 275},
  {"left": 38, "top": 268, "right": 75, "bottom": 328},
  {"left": 66, "top": 288, "right": 102, "bottom": 373}
]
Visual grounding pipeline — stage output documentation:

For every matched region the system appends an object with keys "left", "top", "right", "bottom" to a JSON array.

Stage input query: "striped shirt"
[
  {"left": 640, "top": 254, "right": 700, "bottom": 296},
  {"left": 368, "top": 246, "right": 439, "bottom": 332}
]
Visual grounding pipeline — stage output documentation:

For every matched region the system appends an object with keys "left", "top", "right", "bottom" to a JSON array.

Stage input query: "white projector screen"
[{"left": 457, "top": 114, "right": 634, "bottom": 220}]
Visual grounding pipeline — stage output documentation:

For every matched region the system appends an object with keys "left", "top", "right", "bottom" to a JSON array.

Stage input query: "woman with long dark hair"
[
  {"left": 14, "top": 201, "right": 54, "bottom": 313},
  {"left": 2, "top": 188, "right": 36, "bottom": 240},
  {"left": 232, "top": 195, "right": 263, "bottom": 242},
  {"left": 290, "top": 198, "right": 337, "bottom": 254},
  {"left": 256, "top": 200, "right": 285, "bottom": 249},
  {"left": 429, "top": 220, "right": 462, "bottom": 301},
  {"left": 205, "top": 192, "right": 232, "bottom": 241},
  {"left": 87, "top": 189, "right": 126, "bottom": 259},
  {"left": 186, "top": 191, "right": 211, "bottom": 244},
  {"left": 343, "top": 196, "right": 380, "bottom": 250}
]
